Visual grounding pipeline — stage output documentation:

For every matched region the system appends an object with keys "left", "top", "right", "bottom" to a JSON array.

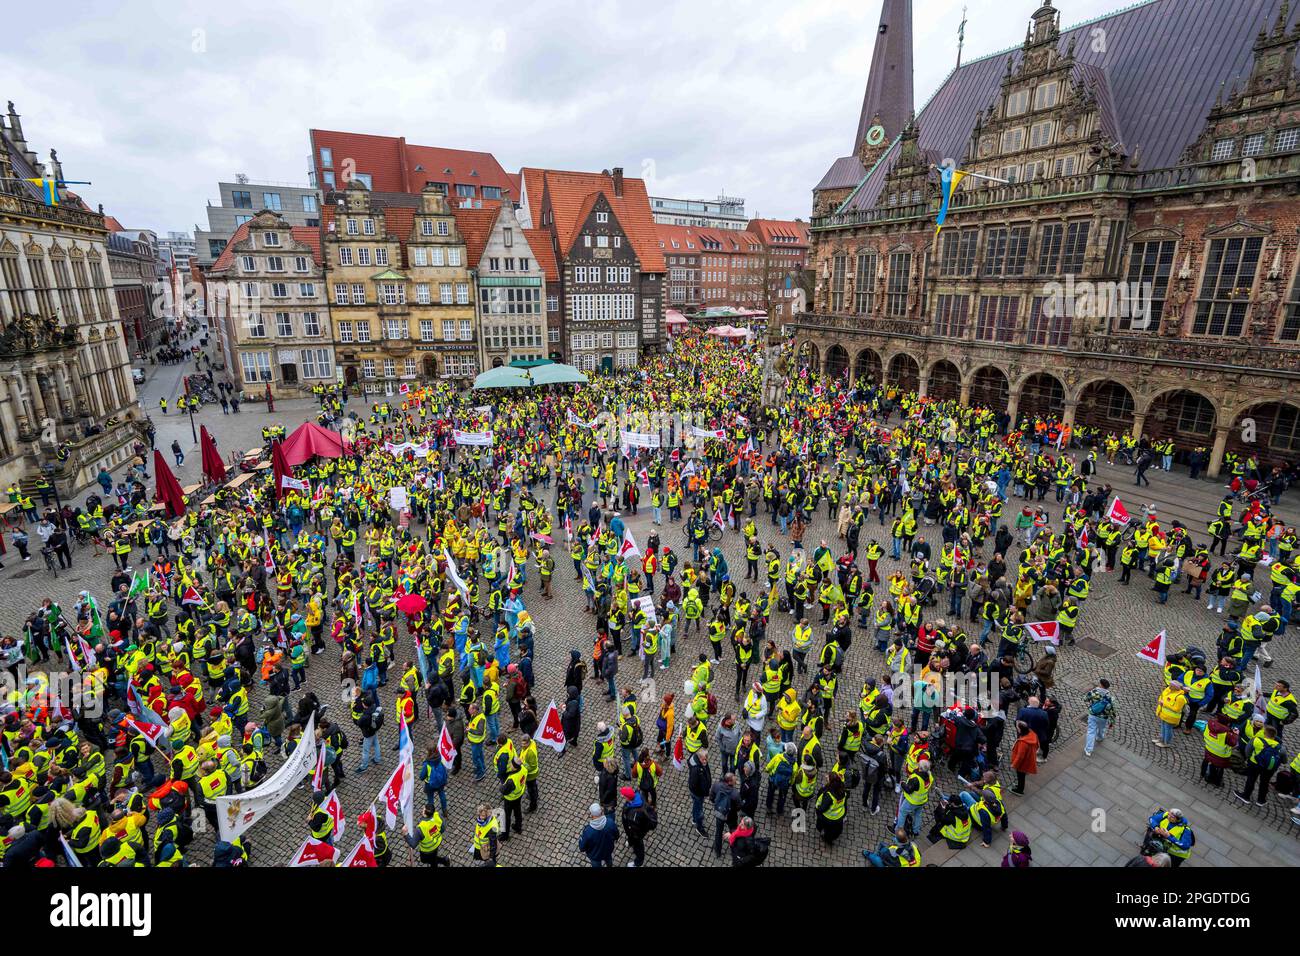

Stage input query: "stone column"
[
  {"left": 1006, "top": 393, "right": 1020, "bottom": 425},
  {"left": 1131, "top": 411, "right": 1147, "bottom": 441},
  {"left": 0, "top": 379, "right": 18, "bottom": 454},
  {"left": 960, "top": 381, "right": 972, "bottom": 406},
  {"left": 1061, "top": 399, "right": 1078, "bottom": 430},
  {"left": 68, "top": 356, "right": 90, "bottom": 415},
  {"left": 27, "top": 370, "right": 47, "bottom": 425},
  {"left": 55, "top": 362, "right": 75, "bottom": 420},
  {"left": 1207, "top": 424, "right": 1231, "bottom": 480}
]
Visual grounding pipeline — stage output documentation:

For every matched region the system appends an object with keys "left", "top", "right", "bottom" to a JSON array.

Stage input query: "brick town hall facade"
[{"left": 795, "top": 0, "right": 1300, "bottom": 478}]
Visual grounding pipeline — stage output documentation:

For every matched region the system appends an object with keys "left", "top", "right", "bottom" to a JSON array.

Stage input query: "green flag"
[
  {"left": 86, "top": 595, "right": 105, "bottom": 640},
  {"left": 24, "top": 626, "right": 39, "bottom": 664},
  {"left": 128, "top": 569, "right": 149, "bottom": 598}
]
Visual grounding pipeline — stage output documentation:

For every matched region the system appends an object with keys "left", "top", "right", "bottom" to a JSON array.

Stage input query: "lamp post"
[{"left": 182, "top": 378, "right": 197, "bottom": 444}]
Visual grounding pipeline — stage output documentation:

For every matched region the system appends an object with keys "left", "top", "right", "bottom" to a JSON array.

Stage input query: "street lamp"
[{"left": 182, "top": 378, "right": 198, "bottom": 444}]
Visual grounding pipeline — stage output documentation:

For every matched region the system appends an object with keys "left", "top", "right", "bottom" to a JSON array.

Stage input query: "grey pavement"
[{"left": 4, "top": 378, "right": 1299, "bottom": 867}]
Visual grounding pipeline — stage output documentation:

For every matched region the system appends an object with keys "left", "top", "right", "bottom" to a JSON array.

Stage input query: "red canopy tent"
[
  {"left": 279, "top": 422, "right": 351, "bottom": 467},
  {"left": 153, "top": 450, "right": 186, "bottom": 518}
]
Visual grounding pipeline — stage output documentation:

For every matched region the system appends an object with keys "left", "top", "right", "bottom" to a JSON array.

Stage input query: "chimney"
[{"left": 612, "top": 167, "right": 624, "bottom": 197}]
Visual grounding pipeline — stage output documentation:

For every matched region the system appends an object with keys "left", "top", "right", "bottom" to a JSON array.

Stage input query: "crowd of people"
[{"left": 0, "top": 329, "right": 1295, "bottom": 869}]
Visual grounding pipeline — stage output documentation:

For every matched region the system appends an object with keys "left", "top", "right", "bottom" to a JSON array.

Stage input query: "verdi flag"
[
  {"left": 534, "top": 699, "right": 566, "bottom": 753},
  {"left": 343, "top": 837, "right": 377, "bottom": 868},
  {"left": 289, "top": 838, "right": 336, "bottom": 867}
]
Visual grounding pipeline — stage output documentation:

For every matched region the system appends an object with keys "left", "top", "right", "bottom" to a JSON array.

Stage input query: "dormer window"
[
  {"left": 263, "top": 232, "right": 280, "bottom": 247},
  {"left": 1211, "top": 138, "right": 1236, "bottom": 161}
]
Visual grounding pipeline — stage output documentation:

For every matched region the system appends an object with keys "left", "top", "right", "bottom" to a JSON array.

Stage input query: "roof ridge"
[{"left": 955, "top": 0, "right": 1162, "bottom": 70}]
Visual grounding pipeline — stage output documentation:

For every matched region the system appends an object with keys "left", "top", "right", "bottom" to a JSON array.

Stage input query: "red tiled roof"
[
  {"left": 519, "top": 167, "right": 547, "bottom": 224},
  {"left": 540, "top": 169, "right": 665, "bottom": 273},
  {"left": 209, "top": 222, "right": 250, "bottom": 273},
  {"left": 103, "top": 215, "right": 125, "bottom": 232},
  {"left": 524, "top": 229, "right": 559, "bottom": 282},
  {"left": 209, "top": 221, "right": 322, "bottom": 273},
  {"left": 451, "top": 205, "right": 501, "bottom": 268},
  {"left": 746, "top": 218, "right": 810, "bottom": 247},
  {"left": 654, "top": 223, "right": 702, "bottom": 255},
  {"left": 310, "top": 129, "right": 514, "bottom": 199}
]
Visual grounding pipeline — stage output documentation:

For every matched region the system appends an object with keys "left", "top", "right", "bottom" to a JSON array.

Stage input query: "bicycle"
[{"left": 41, "top": 546, "right": 58, "bottom": 579}]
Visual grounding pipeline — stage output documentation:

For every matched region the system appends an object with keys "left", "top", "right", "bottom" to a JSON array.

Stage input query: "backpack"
[
  {"left": 1089, "top": 697, "right": 1109, "bottom": 717},
  {"left": 643, "top": 805, "right": 658, "bottom": 831},
  {"left": 628, "top": 722, "right": 643, "bottom": 749},
  {"left": 425, "top": 762, "right": 448, "bottom": 791},
  {"left": 706, "top": 693, "right": 718, "bottom": 716}
]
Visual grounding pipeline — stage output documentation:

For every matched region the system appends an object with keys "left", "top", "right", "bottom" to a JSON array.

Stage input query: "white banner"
[
  {"left": 388, "top": 486, "right": 409, "bottom": 511},
  {"left": 443, "top": 547, "right": 470, "bottom": 597},
  {"left": 620, "top": 430, "right": 660, "bottom": 449},
  {"left": 474, "top": 404, "right": 494, "bottom": 420},
  {"left": 453, "top": 429, "right": 494, "bottom": 447},
  {"left": 384, "top": 440, "right": 430, "bottom": 458},
  {"left": 567, "top": 410, "right": 598, "bottom": 429},
  {"left": 632, "top": 594, "right": 657, "bottom": 625},
  {"left": 216, "top": 713, "right": 316, "bottom": 842},
  {"left": 690, "top": 426, "right": 726, "bottom": 440},
  {"left": 280, "top": 475, "right": 309, "bottom": 492}
]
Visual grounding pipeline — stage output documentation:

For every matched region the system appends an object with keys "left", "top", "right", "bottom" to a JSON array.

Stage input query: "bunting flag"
[
  {"left": 619, "top": 528, "right": 640, "bottom": 560},
  {"left": 289, "top": 838, "right": 337, "bottom": 866},
  {"left": 1136, "top": 629, "right": 1167, "bottom": 667},
  {"left": 935, "top": 165, "right": 969, "bottom": 234},
  {"left": 534, "top": 699, "right": 566, "bottom": 753}
]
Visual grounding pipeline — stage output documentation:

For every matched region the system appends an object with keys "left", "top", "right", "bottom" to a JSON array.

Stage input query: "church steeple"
[{"left": 853, "top": 0, "right": 915, "bottom": 159}]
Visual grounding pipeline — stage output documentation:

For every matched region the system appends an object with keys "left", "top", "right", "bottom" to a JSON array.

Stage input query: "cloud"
[{"left": 0, "top": 0, "right": 1123, "bottom": 232}]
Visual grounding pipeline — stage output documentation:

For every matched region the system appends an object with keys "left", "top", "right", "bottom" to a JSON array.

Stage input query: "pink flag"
[
  {"left": 289, "top": 838, "right": 336, "bottom": 866},
  {"left": 534, "top": 698, "right": 566, "bottom": 753}
]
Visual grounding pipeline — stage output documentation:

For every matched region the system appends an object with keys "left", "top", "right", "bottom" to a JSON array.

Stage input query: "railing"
[{"left": 811, "top": 160, "right": 1300, "bottom": 231}]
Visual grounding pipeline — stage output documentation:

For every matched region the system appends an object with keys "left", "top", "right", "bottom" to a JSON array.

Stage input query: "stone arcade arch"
[
  {"left": 825, "top": 344, "right": 849, "bottom": 380},
  {"left": 1075, "top": 379, "right": 1136, "bottom": 436},
  {"left": 969, "top": 366, "right": 1010, "bottom": 413},
  {"left": 1017, "top": 371, "right": 1066, "bottom": 422},
  {"left": 887, "top": 352, "right": 920, "bottom": 393},
  {"left": 926, "top": 360, "right": 962, "bottom": 402},
  {"left": 853, "top": 348, "right": 883, "bottom": 384}
]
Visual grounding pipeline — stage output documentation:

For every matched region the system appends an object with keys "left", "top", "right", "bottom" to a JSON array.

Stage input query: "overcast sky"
[{"left": 2, "top": 0, "right": 1120, "bottom": 234}]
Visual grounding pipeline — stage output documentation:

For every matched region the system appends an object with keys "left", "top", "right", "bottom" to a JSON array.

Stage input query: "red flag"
[
  {"left": 438, "top": 723, "right": 458, "bottom": 768},
  {"left": 321, "top": 790, "right": 345, "bottom": 840},
  {"left": 711, "top": 508, "right": 725, "bottom": 529},
  {"left": 289, "top": 838, "right": 336, "bottom": 866},
  {"left": 534, "top": 698, "right": 566, "bottom": 753},
  {"left": 264, "top": 548, "right": 276, "bottom": 575},
  {"left": 1023, "top": 621, "right": 1060, "bottom": 644},
  {"left": 358, "top": 805, "right": 378, "bottom": 843},
  {"left": 1136, "top": 629, "right": 1167, "bottom": 667},
  {"left": 123, "top": 716, "right": 168, "bottom": 749},
  {"left": 1106, "top": 497, "right": 1131, "bottom": 525},
  {"left": 181, "top": 586, "right": 203, "bottom": 606},
  {"left": 672, "top": 734, "right": 685, "bottom": 770},
  {"left": 200, "top": 425, "right": 226, "bottom": 484},
  {"left": 343, "top": 837, "right": 377, "bottom": 867},
  {"left": 378, "top": 761, "right": 410, "bottom": 830},
  {"left": 271, "top": 439, "right": 292, "bottom": 501},
  {"left": 670, "top": 448, "right": 680, "bottom": 462}
]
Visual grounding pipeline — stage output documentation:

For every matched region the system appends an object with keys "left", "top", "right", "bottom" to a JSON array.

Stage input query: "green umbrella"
[
  {"left": 473, "top": 366, "right": 532, "bottom": 389},
  {"left": 529, "top": 363, "right": 588, "bottom": 386}
]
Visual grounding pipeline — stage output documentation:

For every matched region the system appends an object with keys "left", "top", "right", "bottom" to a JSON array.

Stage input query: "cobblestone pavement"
[{"left": 5, "top": 374, "right": 1298, "bottom": 866}]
